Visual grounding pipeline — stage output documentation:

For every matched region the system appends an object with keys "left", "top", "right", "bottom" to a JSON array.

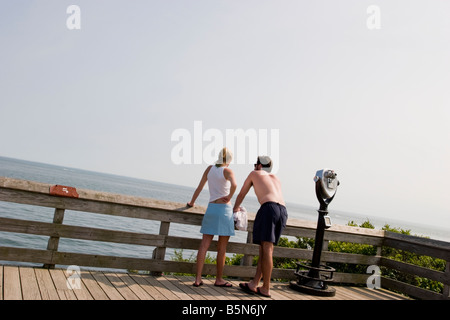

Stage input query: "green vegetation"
[
  {"left": 380, "top": 224, "right": 445, "bottom": 293},
  {"left": 171, "top": 220, "right": 446, "bottom": 293}
]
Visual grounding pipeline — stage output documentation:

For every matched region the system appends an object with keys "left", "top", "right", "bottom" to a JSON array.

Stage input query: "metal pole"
[{"left": 309, "top": 209, "right": 328, "bottom": 277}]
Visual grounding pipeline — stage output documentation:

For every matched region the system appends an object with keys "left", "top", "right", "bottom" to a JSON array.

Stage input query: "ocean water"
[{"left": 0, "top": 156, "right": 449, "bottom": 269}]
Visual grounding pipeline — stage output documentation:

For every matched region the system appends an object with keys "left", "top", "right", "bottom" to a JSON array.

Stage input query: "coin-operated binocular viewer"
[{"left": 290, "top": 169, "right": 340, "bottom": 297}]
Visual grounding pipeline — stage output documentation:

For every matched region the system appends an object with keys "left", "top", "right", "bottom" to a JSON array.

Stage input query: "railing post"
[
  {"left": 376, "top": 246, "right": 382, "bottom": 257},
  {"left": 151, "top": 221, "right": 170, "bottom": 276},
  {"left": 323, "top": 239, "right": 329, "bottom": 251},
  {"left": 43, "top": 208, "right": 65, "bottom": 269},
  {"left": 444, "top": 261, "right": 450, "bottom": 299},
  {"left": 242, "top": 231, "right": 254, "bottom": 267}
]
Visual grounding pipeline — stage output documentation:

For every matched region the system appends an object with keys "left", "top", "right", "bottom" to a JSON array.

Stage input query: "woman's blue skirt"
[{"left": 200, "top": 203, "right": 235, "bottom": 236}]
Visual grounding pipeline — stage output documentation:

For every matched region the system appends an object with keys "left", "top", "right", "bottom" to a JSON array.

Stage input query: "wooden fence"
[{"left": 0, "top": 177, "right": 449, "bottom": 300}]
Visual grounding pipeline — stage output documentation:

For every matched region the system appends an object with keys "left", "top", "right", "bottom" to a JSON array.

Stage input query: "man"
[{"left": 233, "top": 156, "right": 288, "bottom": 298}]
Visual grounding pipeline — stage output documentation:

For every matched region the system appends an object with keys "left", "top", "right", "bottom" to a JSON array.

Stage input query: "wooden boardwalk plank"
[
  {"left": 35, "top": 268, "right": 59, "bottom": 300},
  {"left": 331, "top": 286, "right": 362, "bottom": 300},
  {"left": 204, "top": 278, "right": 265, "bottom": 300},
  {"left": 200, "top": 277, "right": 236, "bottom": 300},
  {"left": 80, "top": 271, "right": 109, "bottom": 300},
  {"left": 104, "top": 272, "right": 139, "bottom": 300},
  {"left": 172, "top": 275, "right": 208, "bottom": 300},
  {"left": 345, "top": 286, "right": 386, "bottom": 300},
  {"left": 204, "top": 277, "right": 264, "bottom": 300},
  {"left": 276, "top": 282, "right": 328, "bottom": 300},
  {"left": 49, "top": 269, "right": 78, "bottom": 300},
  {"left": 114, "top": 273, "right": 154, "bottom": 300},
  {"left": 3, "top": 266, "right": 22, "bottom": 300},
  {"left": 90, "top": 271, "right": 124, "bottom": 300},
  {"left": 273, "top": 282, "right": 309, "bottom": 300},
  {"left": 140, "top": 274, "right": 180, "bottom": 300},
  {"left": 19, "top": 267, "right": 41, "bottom": 300},
  {"left": 1, "top": 265, "right": 410, "bottom": 300},
  {"left": 180, "top": 276, "right": 222, "bottom": 301},
  {"left": 163, "top": 275, "right": 198, "bottom": 300},
  {"left": 160, "top": 275, "right": 194, "bottom": 300},
  {"left": 374, "top": 288, "right": 409, "bottom": 300},
  {"left": 226, "top": 279, "right": 281, "bottom": 300},
  {"left": 227, "top": 279, "right": 262, "bottom": 300},
  {"left": 127, "top": 274, "right": 161, "bottom": 300},
  {"left": 59, "top": 268, "right": 94, "bottom": 300}
]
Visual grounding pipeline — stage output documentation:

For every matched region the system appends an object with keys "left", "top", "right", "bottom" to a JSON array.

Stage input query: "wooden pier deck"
[{"left": 1, "top": 265, "right": 408, "bottom": 301}]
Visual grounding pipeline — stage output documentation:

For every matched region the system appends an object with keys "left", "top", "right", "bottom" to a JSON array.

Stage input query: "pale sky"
[{"left": 1, "top": 1, "right": 449, "bottom": 229}]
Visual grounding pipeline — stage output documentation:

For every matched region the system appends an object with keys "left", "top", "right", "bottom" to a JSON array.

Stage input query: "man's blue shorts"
[{"left": 253, "top": 201, "right": 288, "bottom": 245}]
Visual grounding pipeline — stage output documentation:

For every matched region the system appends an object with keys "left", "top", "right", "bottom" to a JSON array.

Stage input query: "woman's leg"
[
  {"left": 194, "top": 234, "right": 214, "bottom": 285},
  {"left": 215, "top": 235, "right": 230, "bottom": 285}
]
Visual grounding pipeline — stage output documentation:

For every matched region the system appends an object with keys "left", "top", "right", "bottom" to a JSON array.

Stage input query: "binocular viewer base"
[
  {"left": 289, "top": 281, "right": 336, "bottom": 297},
  {"left": 290, "top": 263, "right": 336, "bottom": 297}
]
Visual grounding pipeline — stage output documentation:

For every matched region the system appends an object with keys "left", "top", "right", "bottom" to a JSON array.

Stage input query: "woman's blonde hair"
[{"left": 215, "top": 147, "right": 233, "bottom": 166}]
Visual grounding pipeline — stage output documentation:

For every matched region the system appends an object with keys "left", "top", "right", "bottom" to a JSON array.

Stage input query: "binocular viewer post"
[{"left": 290, "top": 169, "right": 340, "bottom": 297}]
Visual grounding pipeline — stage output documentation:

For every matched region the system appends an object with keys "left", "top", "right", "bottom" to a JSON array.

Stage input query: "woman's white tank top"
[{"left": 207, "top": 166, "right": 231, "bottom": 202}]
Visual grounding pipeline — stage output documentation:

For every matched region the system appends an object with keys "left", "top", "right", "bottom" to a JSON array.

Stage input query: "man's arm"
[{"left": 233, "top": 174, "right": 253, "bottom": 212}]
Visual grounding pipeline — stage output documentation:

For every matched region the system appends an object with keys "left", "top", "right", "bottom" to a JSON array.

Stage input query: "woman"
[{"left": 187, "top": 147, "right": 237, "bottom": 287}]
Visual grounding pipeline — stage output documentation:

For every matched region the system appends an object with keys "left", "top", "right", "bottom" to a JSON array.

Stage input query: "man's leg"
[
  {"left": 248, "top": 241, "right": 273, "bottom": 294},
  {"left": 259, "top": 241, "right": 274, "bottom": 296},
  {"left": 247, "top": 245, "right": 264, "bottom": 292}
]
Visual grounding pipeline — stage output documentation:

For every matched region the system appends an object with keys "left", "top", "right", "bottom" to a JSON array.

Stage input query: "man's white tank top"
[{"left": 207, "top": 165, "right": 231, "bottom": 202}]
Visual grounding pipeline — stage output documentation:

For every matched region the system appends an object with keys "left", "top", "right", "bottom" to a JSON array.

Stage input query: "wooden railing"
[{"left": 0, "top": 177, "right": 449, "bottom": 300}]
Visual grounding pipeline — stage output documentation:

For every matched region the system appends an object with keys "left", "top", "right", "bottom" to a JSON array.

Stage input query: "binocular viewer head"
[{"left": 314, "top": 168, "right": 339, "bottom": 208}]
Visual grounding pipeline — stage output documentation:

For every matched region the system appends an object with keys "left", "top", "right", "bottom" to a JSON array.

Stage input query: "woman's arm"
[
  {"left": 187, "top": 165, "right": 211, "bottom": 207},
  {"left": 218, "top": 167, "right": 237, "bottom": 203}
]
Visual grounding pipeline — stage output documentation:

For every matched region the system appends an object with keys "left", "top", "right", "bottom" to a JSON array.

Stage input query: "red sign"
[{"left": 49, "top": 185, "right": 79, "bottom": 198}]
